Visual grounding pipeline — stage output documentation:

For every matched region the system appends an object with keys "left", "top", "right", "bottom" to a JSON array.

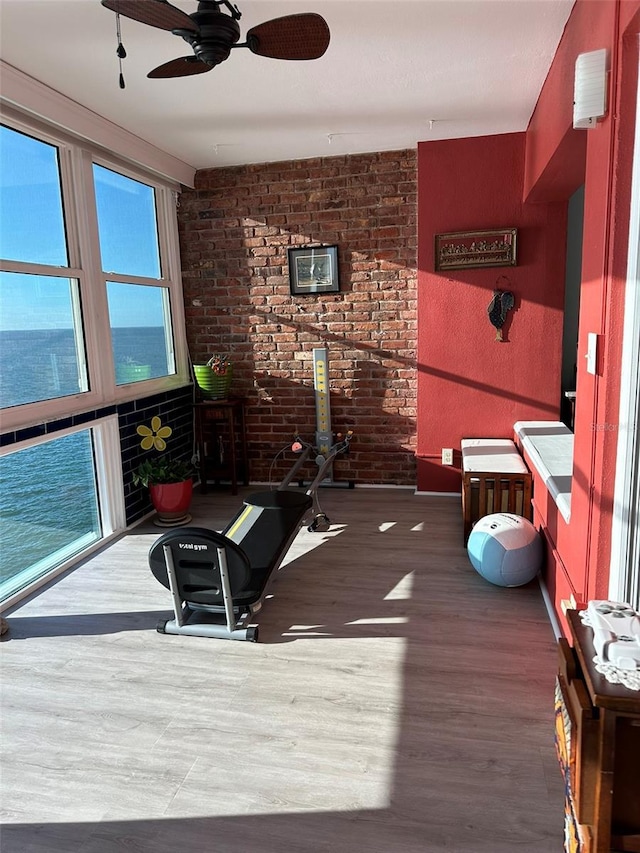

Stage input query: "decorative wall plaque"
[{"left": 435, "top": 228, "right": 517, "bottom": 271}]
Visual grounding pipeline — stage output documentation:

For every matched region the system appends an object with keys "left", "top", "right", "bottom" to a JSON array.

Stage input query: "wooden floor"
[{"left": 1, "top": 488, "right": 564, "bottom": 853}]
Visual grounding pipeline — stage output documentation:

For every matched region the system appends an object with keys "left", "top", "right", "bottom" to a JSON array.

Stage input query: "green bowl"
[{"left": 193, "top": 364, "right": 232, "bottom": 399}]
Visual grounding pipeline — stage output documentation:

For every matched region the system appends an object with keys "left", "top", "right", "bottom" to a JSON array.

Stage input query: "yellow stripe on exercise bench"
[{"left": 226, "top": 505, "right": 255, "bottom": 539}]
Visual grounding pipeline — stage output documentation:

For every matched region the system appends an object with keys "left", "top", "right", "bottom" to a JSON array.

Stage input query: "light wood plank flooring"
[{"left": 1, "top": 488, "right": 564, "bottom": 852}]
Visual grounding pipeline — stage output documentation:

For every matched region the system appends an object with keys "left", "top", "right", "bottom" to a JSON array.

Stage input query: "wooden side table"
[
  {"left": 461, "top": 438, "right": 532, "bottom": 542},
  {"left": 194, "top": 398, "right": 249, "bottom": 495},
  {"left": 556, "top": 610, "right": 640, "bottom": 852}
]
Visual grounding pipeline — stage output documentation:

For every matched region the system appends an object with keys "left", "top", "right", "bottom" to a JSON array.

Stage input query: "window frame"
[
  {"left": 0, "top": 109, "right": 190, "bottom": 433},
  {"left": 0, "top": 415, "right": 127, "bottom": 609}
]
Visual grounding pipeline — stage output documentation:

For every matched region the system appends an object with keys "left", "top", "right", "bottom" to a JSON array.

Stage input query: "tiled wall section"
[
  {"left": 1, "top": 387, "right": 194, "bottom": 526},
  {"left": 0, "top": 407, "right": 118, "bottom": 447},
  {"left": 120, "top": 387, "right": 194, "bottom": 523}
]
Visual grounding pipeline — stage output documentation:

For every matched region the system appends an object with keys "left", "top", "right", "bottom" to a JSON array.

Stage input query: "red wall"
[
  {"left": 523, "top": 0, "right": 639, "bottom": 631},
  {"left": 416, "top": 132, "right": 567, "bottom": 492},
  {"left": 416, "top": 0, "right": 639, "bottom": 635}
]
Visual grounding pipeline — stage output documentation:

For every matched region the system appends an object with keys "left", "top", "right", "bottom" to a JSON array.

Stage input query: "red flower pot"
[{"left": 149, "top": 479, "right": 193, "bottom": 527}]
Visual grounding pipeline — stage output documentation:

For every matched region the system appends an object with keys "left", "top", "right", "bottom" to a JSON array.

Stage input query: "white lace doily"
[{"left": 579, "top": 609, "right": 640, "bottom": 691}]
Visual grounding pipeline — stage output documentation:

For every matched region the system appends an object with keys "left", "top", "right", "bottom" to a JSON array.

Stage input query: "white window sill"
[{"left": 513, "top": 421, "right": 574, "bottom": 523}]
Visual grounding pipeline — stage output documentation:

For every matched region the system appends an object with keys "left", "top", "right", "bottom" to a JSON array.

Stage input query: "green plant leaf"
[{"left": 133, "top": 456, "right": 194, "bottom": 487}]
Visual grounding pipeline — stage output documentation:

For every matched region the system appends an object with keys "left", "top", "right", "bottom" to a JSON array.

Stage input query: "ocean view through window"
[
  {"left": 0, "top": 431, "right": 101, "bottom": 600},
  {"left": 0, "top": 272, "right": 87, "bottom": 408},
  {"left": 107, "top": 282, "right": 174, "bottom": 385},
  {"left": 0, "top": 114, "right": 188, "bottom": 604}
]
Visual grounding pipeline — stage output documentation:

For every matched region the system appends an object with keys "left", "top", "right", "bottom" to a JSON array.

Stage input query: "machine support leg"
[
  {"left": 307, "top": 448, "right": 338, "bottom": 492},
  {"left": 218, "top": 546, "right": 237, "bottom": 634},
  {"left": 163, "top": 544, "right": 186, "bottom": 627}
]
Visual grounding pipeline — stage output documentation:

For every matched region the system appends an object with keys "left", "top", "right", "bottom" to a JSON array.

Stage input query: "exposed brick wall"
[{"left": 178, "top": 150, "right": 417, "bottom": 485}]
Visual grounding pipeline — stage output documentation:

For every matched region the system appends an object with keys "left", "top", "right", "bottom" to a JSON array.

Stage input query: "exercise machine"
[{"left": 148, "top": 431, "right": 353, "bottom": 641}]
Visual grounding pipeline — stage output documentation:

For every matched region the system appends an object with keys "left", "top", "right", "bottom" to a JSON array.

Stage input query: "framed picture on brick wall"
[{"left": 288, "top": 245, "right": 340, "bottom": 295}]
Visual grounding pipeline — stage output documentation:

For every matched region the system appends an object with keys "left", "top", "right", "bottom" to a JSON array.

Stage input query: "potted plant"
[
  {"left": 134, "top": 416, "right": 195, "bottom": 527},
  {"left": 193, "top": 353, "right": 233, "bottom": 399},
  {"left": 116, "top": 356, "right": 152, "bottom": 385}
]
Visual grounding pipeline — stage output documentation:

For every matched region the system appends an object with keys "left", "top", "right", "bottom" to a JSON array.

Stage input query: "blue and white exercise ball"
[{"left": 467, "top": 513, "right": 542, "bottom": 587}]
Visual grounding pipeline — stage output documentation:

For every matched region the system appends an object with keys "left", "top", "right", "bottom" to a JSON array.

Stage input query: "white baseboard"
[{"left": 538, "top": 574, "right": 563, "bottom": 639}]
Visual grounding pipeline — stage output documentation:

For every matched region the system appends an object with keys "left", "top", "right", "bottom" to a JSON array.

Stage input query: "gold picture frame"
[{"left": 435, "top": 228, "right": 517, "bottom": 271}]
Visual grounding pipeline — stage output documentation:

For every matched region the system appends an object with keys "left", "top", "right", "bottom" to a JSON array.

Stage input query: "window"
[
  {"left": 93, "top": 164, "right": 161, "bottom": 279},
  {"left": 0, "top": 272, "right": 87, "bottom": 408},
  {"left": 107, "top": 282, "right": 174, "bottom": 384},
  {"left": 0, "top": 113, "right": 188, "bottom": 603},
  {"left": 0, "top": 125, "right": 68, "bottom": 266},
  {"left": 95, "top": 165, "right": 175, "bottom": 387},
  {"left": 0, "top": 120, "right": 187, "bottom": 431},
  {"left": 0, "top": 429, "right": 101, "bottom": 601}
]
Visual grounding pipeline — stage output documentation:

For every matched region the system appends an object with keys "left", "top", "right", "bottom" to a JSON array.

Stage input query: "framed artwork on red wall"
[{"left": 435, "top": 228, "right": 517, "bottom": 271}]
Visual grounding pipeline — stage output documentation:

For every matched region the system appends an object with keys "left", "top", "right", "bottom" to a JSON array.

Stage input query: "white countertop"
[{"left": 513, "top": 421, "right": 574, "bottom": 522}]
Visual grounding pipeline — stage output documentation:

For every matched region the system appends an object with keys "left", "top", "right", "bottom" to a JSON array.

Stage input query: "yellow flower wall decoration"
[{"left": 137, "top": 416, "right": 173, "bottom": 452}]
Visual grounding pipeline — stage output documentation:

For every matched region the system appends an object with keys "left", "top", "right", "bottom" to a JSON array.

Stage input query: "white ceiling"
[{"left": 0, "top": 0, "right": 575, "bottom": 171}]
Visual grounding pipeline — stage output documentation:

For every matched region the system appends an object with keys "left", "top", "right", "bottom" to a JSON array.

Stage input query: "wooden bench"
[{"left": 461, "top": 438, "right": 532, "bottom": 542}]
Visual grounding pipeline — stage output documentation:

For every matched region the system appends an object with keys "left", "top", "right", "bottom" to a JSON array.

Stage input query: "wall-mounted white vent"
[{"left": 573, "top": 48, "right": 608, "bottom": 129}]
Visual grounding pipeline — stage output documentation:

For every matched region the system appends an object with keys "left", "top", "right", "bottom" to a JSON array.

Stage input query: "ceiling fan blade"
[
  {"left": 246, "top": 13, "right": 330, "bottom": 61},
  {"left": 148, "top": 56, "right": 212, "bottom": 78},
  {"left": 101, "top": 0, "right": 197, "bottom": 33}
]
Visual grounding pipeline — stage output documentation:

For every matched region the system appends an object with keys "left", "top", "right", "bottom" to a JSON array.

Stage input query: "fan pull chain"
[{"left": 115, "top": 11, "right": 126, "bottom": 89}]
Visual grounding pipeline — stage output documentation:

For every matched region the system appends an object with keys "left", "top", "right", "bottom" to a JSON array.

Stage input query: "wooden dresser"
[{"left": 556, "top": 609, "right": 640, "bottom": 852}]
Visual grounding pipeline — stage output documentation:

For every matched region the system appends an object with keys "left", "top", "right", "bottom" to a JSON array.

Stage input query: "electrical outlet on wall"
[{"left": 442, "top": 448, "right": 454, "bottom": 465}]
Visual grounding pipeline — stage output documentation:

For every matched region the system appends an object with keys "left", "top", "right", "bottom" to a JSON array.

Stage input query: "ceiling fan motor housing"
[{"left": 176, "top": 8, "right": 240, "bottom": 66}]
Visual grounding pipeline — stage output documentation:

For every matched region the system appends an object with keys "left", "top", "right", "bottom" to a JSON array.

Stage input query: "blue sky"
[{"left": 0, "top": 126, "right": 164, "bottom": 330}]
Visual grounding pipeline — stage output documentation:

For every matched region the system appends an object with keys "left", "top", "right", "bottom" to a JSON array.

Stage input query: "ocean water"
[
  {"left": 0, "top": 327, "right": 167, "bottom": 591},
  {"left": 0, "top": 326, "right": 169, "bottom": 408},
  {"left": 0, "top": 431, "right": 100, "bottom": 586}
]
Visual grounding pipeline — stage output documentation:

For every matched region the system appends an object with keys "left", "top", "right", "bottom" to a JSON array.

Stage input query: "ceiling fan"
[{"left": 101, "top": 0, "right": 331, "bottom": 79}]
